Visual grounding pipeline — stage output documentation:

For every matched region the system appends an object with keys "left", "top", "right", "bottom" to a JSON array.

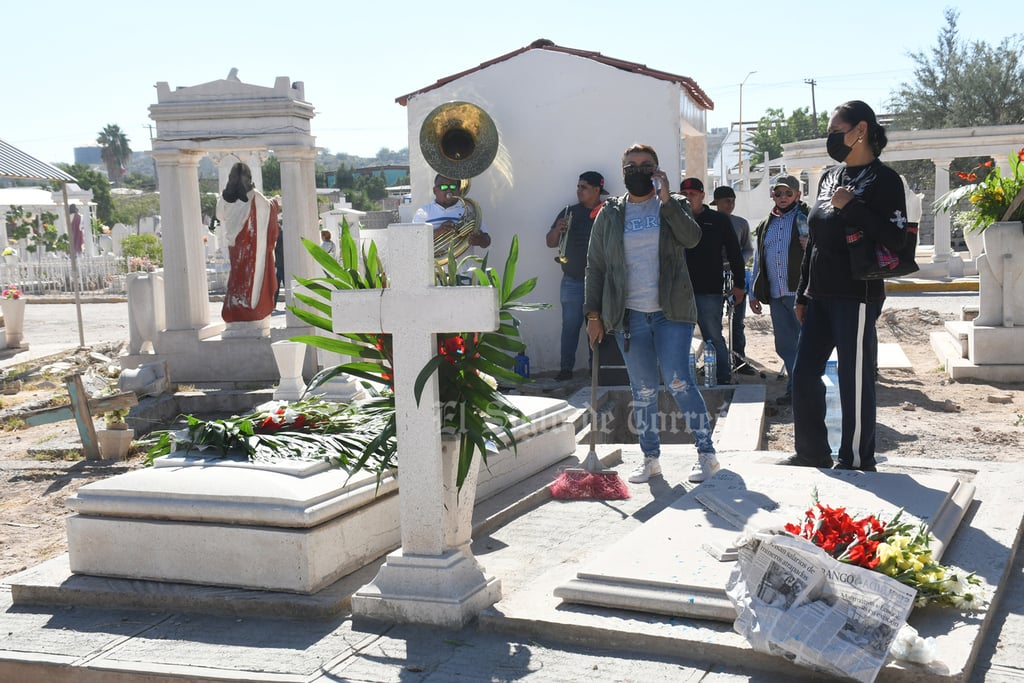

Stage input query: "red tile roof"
[{"left": 396, "top": 38, "right": 713, "bottom": 110}]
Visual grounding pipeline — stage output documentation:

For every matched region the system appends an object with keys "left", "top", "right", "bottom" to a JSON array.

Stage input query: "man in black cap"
[
  {"left": 680, "top": 177, "right": 745, "bottom": 385},
  {"left": 546, "top": 171, "right": 608, "bottom": 380},
  {"left": 711, "top": 186, "right": 755, "bottom": 375},
  {"left": 749, "top": 174, "right": 809, "bottom": 404}
]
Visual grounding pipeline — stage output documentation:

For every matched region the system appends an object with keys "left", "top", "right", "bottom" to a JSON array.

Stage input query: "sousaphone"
[{"left": 419, "top": 101, "right": 499, "bottom": 264}]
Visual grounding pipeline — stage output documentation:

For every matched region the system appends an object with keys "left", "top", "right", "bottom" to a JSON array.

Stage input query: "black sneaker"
[
  {"left": 555, "top": 370, "right": 573, "bottom": 381},
  {"left": 735, "top": 365, "right": 757, "bottom": 376},
  {"left": 779, "top": 454, "right": 833, "bottom": 468},
  {"left": 834, "top": 462, "right": 877, "bottom": 472}
]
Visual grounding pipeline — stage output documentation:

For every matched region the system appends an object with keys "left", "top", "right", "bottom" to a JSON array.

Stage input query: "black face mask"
[
  {"left": 826, "top": 131, "right": 853, "bottom": 163},
  {"left": 623, "top": 168, "right": 654, "bottom": 196}
]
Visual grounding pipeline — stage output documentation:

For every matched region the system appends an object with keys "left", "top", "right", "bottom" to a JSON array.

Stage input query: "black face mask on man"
[
  {"left": 826, "top": 131, "right": 854, "bottom": 163},
  {"left": 623, "top": 167, "right": 654, "bottom": 196}
]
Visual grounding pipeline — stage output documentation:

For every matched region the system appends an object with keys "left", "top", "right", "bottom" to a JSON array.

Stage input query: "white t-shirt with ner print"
[{"left": 623, "top": 195, "right": 662, "bottom": 313}]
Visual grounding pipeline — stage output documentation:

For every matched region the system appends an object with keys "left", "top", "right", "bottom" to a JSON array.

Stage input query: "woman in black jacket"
[{"left": 785, "top": 100, "right": 909, "bottom": 472}]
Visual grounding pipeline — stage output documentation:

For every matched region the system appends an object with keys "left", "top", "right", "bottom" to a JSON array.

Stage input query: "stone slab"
[
  {"left": 60, "top": 394, "right": 576, "bottom": 594},
  {"left": 712, "top": 384, "right": 765, "bottom": 452},
  {"left": 932, "top": 324, "right": 1024, "bottom": 381},
  {"left": 553, "top": 462, "right": 973, "bottom": 622},
  {"left": 482, "top": 456, "right": 1023, "bottom": 683}
]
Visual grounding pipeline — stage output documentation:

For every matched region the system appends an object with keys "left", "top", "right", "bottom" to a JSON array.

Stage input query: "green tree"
[
  {"left": 363, "top": 175, "right": 387, "bottom": 201},
  {"left": 890, "top": 9, "right": 1024, "bottom": 129},
  {"left": 748, "top": 107, "right": 827, "bottom": 167},
  {"left": 96, "top": 124, "right": 132, "bottom": 185},
  {"left": 120, "top": 233, "right": 163, "bottom": 266},
  {"left": 200, "top": 192, "right": 219, "bottom": 226},
  {"left": 57, "top": 163, "right": 114, "bottom": 224},
  {"left": 261, "top": 156, "right": 281, "bottom": 193},
  {"left": 110, "top": 194, "right": 162, "bottom": 234},
  {"left": 335, "top": 163, "right": 355, "bottom": 189},
  {"left": 123, "top": 172, "right": 157, "bottom": 192}
]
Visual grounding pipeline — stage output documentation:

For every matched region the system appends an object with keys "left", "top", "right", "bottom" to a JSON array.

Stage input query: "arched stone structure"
[{"left": 135, "top": 72, "right": 321, "bottom": 384}]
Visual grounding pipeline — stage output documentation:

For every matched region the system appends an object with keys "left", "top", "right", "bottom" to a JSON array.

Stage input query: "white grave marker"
[{"left": 332, "top": 223, "right": 501, "bottom": 627}]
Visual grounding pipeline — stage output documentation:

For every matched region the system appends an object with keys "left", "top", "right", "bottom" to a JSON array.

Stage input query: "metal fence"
[
  {"left": 1, "top": 256, "right": 231, "bottom": 298},
  {"left": 0, "top": 255, "right": 131, "bottom": 297}
]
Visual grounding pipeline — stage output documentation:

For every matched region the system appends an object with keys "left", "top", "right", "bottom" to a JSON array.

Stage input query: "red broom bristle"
[{"left": 549, "top": 470, "right": 631, "bottom": 500}]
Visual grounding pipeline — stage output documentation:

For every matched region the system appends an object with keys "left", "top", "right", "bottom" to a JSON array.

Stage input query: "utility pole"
[
  {"left": 804, "top": 79, "right": 819, "bottom": 134},
  {"left": 143, "top": 124, "right": 158, "bottom": 189}
]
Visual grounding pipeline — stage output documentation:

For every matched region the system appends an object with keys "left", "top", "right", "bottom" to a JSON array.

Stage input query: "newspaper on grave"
[{"left": 726, "top": 532, "right": 917, "bottom": 683}]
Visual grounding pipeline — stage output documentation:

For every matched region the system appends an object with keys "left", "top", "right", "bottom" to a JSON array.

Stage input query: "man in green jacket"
[{"left": 584, "top": 143, "right": 719, "bottom": 484}]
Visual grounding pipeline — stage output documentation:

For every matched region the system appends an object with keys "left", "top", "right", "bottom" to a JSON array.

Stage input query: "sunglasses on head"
[
  {"left": 773, "top": 189, "right": 795, "bottom": 198},
  {"left": 439, "top": 183, "right": 460, "bottom": 192}
]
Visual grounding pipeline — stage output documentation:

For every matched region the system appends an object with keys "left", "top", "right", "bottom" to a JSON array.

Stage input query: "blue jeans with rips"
[
  {"left": 768, "top": 295, "right": 800, "bottom": 394},
  {"left": 614, "top": 310, "right": 715, "bottom": 458},
  {"left": 559, "top": 274, "right": 586, "bottom": 373},
  {"left": 695, "top": 294, "right": 731, "bottom": 384}
]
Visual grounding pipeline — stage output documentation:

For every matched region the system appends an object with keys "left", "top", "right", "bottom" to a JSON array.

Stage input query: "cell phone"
[{"left": 652, "top": 172, "right": 661, "bottom": 192}]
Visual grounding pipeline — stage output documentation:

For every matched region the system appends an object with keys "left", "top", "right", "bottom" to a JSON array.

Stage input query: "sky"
[{"left": 1, "top": 1, "right": 1018, "bottom": 166}]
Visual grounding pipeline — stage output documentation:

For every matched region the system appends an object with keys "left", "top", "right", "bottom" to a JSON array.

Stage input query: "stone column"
[
  {"left": 932, "top": 157, "right": 953, "bottom": 264},
  {"left": 276, "top": 146, "right": 319, "bottom": 324},
  {"left": 806, "top": 166, "right": 827, "bottom": 204},
  {"left": 153, "top": 149, "right": 209, "bottom": 331}
]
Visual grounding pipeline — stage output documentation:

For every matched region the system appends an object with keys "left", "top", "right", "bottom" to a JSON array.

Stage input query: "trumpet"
[{"left": 554, "top": 206, "right": 571, "bottom": 264}]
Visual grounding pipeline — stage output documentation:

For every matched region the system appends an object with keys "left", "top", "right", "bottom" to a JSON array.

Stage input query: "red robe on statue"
[{"left": 217, "top": 190, "right": 280, "bottom": 322}]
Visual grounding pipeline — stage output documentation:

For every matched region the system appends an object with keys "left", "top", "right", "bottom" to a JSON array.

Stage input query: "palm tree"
[{"left": 96, "top": 124, "right": 132, "bottom": 185}]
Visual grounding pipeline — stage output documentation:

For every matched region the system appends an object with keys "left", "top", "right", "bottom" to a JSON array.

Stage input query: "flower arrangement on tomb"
[
  {"left": 785, "top": 497, "right": 985, "bottom": 609},
  {"left": 143, "top": 396, "right": 394, "bottom": 471},
  {"left": 288, "top": 220, "right": 547, "bottom": 489},
  {"left": 935, "top": 147, "right": 1024, "bottom": 233},
  {"left": 2, "top": 285, "right": 22, "bottom": 300}
]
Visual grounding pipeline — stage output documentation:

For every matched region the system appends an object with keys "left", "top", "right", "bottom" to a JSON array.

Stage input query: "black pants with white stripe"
[{"left": 792, "top": 297, "right": 882, "bottom": 470}]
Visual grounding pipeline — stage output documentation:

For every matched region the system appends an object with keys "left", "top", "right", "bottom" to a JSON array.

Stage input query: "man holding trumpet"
[{"left": 546, "top": 171, "right": 608, "bottom": 381}]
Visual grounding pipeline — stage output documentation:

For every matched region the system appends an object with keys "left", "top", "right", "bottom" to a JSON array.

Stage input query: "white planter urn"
[
  {"left": 441, "top": 435, "right": 483, "bottom": 554},
  {"left": 271, "top": 340, "right": 307, "bottom": 401},
  {"left": 962, "top": 229, "right": 985, "bottom": 262},
  {"left": 97, "top": 428, "right": 135, "bottom": 460},
  {"left": 976, "top": 221, "right": 1024, "bottom": 327},
  {"left": 1, "top": 297, "right": 26, "bottom": 348}
]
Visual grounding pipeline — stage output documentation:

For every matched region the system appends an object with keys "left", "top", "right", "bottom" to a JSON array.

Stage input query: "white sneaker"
[
  {"left": 628, "top": 456, "right": 662, "bottom": 483},
  {"left": 688, "top": 453, "right": 720, "bottom": 483}
]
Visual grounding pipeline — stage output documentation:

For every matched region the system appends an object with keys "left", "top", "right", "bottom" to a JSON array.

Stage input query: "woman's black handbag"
[{"left": 845, "top": 224, "right": 919, "bottom": 280}]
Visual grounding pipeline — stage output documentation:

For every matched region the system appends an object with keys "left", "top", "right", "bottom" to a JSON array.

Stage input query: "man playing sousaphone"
[
  {"left": 545, "top": 171, "right": 608, "bottom": 380},
  {"left": 413, "top": 173, "right": 492, "bottom": 263}
]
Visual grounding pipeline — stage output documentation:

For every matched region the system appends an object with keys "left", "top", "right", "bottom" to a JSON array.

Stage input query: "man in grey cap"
[
  {"left": 749, "top": 174, "right": 809, "bottom": 404},
  {"left": 711, "top": 186, "right": 755, "bottom": 375},
  {"left": 546, "top": 171, "right": 608, "bottom": 380}
]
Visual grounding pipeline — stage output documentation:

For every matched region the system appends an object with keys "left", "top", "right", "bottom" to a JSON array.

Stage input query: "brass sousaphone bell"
[{"left": 419, "top": 101, "right": 499, "bottom": 264}]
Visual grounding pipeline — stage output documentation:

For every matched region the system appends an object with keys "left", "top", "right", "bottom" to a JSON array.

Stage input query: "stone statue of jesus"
[{"left": 216, "top": 162, "right": 280, "bottom": 322}]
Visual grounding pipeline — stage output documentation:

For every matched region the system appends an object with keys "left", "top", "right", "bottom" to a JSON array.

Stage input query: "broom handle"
[{"left": 590, "top": 343, "right": 599, "bottom": 451}]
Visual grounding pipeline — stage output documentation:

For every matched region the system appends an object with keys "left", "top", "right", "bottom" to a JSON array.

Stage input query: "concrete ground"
[
  {"left": 3, "top": 287, "right": 1022, "bottom": 681},
  {"left": 1, "top": 449, "right": 1022, "bottom": 682}
]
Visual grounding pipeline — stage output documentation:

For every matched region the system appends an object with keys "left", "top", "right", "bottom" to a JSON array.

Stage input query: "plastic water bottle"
[
  {"left": 704, "top": 341, "right": 717, "bottom": 388},
  {"left": 823, "top": 359, "right": 841, "bottom": 456},
  {"left": 514, "top": 351, "right": 530, "bottom": 379},
  {"left": 689, "top": 349, "right": 697, "bottom": 384}
]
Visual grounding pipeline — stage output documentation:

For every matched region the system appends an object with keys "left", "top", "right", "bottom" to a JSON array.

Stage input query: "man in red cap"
[{"left": 680, "top": 178, "right": 745, "bottom": 385}]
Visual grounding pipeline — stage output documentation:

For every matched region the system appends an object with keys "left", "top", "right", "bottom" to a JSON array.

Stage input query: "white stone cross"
[{"left": 330, "top": 222, "right": 498, "bottom": 549}]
